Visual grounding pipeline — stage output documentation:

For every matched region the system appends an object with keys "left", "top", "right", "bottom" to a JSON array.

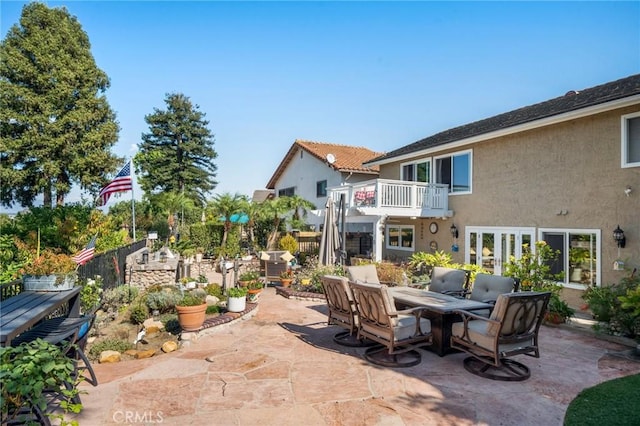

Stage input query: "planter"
[
  {"left": 300, "top": 278, "right": 311, "bottom": 286},
  {"left": 176, "top": 303, "right": 207, "bottom": 331},
  {"left": 544, "top": 312, "right": 565, "bottom": 325},
  {"left": 247, "top": 288, "right": 262, "bottom": 303},
  {"left": 280, "top": 278, "right": 292, "bottom": 287},
  {"left": 227, "top": 296, "right": 246, "bottom": 312},
  {"left": 23, "top": 274, "right": 76, "bottom": 292}
]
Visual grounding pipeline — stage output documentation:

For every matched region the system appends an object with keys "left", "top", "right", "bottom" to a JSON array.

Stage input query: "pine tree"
[
  {"left": 135, "top": 93, "right": 218, "bottom": 204},
  {"left": 0, "top": 3, "right": 120, "bottom": 208}
]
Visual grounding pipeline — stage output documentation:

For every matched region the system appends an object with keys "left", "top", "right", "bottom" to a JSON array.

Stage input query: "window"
[
  {"left": 435, "top": 150, "right": 471, "bottom": 193},
  {"left": 386, "top": 225, "right": 414, "bottom": 251},
  {"left": 539, "top": 229, "right": 600, "bottom": 288},
  {"left": 622, "top": 112, "right": 640, "bottom": 167},
  {"left": 278, "top": 187, "right": 295, "bottom": 197},
  {"left": 401, "top": 159, "right": 430, "bottom": 182},
  {"left": 316, "top": 180, "right": 327, "bottom": 197}
]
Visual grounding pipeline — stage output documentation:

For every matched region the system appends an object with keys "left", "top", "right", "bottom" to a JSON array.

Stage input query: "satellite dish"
[{"left": 326, "top": 153, "right": 336, "bottom": 164}]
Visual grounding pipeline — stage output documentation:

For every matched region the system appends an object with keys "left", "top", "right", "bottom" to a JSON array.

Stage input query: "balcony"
[{"left": 328, "top": 179, "right": 452, "bottom": 218}]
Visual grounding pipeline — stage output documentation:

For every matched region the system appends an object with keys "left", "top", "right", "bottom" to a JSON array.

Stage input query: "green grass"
[{"left": 564, "top": 373, "right": 640, "bottom": 425}]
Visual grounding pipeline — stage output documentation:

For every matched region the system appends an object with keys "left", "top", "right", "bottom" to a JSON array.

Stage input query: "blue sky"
[{"left": 1, "top": 1, "right": 639, "bottom": 207}]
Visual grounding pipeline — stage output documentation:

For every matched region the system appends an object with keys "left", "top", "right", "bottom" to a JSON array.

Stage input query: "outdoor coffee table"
[{"left": 390, "top": 287, "right": 492, "bottom": 356}]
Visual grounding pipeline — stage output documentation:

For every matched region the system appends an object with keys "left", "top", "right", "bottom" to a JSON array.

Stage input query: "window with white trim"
[
  {"left": 539, "top": 229, "right": 600, "bottom": 288},
  {"left": 401, "top": 159, "right": 430, "bottom": 182},
  {"left": 386, "top": 225, "right": 415, "bottom": 251},
  {"left": 622, "top": 112, "right": 640, "bottom": 167},
  {"left": 434, "top": 150, "right": 472, "bottom": 193}
]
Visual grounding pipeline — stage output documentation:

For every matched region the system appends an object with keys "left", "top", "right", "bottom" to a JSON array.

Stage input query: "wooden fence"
[{"left": 0, "top": 240, "right": 147, "bottom": 300}]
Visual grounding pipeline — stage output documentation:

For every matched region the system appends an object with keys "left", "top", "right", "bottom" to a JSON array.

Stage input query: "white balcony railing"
[{"left": 328, "top": 179, "right": 450, "bottom": 217}]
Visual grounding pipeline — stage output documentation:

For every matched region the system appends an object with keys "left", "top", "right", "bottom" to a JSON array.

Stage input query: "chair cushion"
[
  {"left": 394, "top": 315, "right": 431, "bottom": 341},
  {"left": 347, "top": 264, "right": 380, "bottom": 284},
  {"left": 428, "top": 267, "right": 466, "bottom": 294},
  {"left": 452, "top": 320, "right": 533, "bottom": 353},
  {"left": 280, "top": 251, "right": 294, "bottom": 262},
  {"left": 470, "top": 274, "right": 515, "bottom": 303}
]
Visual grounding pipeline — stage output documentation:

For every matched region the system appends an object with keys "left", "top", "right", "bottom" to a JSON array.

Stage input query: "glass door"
[{"left": 466, "top": 227, "right": 535, "bottom": 276}]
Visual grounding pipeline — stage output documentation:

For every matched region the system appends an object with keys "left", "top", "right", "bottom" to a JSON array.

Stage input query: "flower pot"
[
  {"left": 227, "top": 296, "right": 246, "bottom": 312},
  {"left": 300, "top": 278, "right": 311, "bottom": 286},
  {"left": 247, "top": 288, "right": 262, "bottom": 303},
  {"left": 280, "top": 278, "right": 292, "bottom": 287},
  {"left": 23, "top": 274, "right": 76, "bottom": 292},
  {"left": 176, "top": 303, "right": 207, "bottom": 331}
]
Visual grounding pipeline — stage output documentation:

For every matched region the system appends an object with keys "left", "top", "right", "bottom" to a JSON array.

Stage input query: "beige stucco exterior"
[{"left": 378, "top": 103, "right": 640, "bottom": 304}]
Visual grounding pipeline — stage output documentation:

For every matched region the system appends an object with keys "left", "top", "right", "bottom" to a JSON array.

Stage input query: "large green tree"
[
  {"left": 135, "top": 93, "right": 217, "bottom": 204},
  {"left": 0, "top": 3, "right": 120, "bottom": 208}
]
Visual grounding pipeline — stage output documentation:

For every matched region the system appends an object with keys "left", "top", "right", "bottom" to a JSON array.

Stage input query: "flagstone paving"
[{"left": 73, "top": 286, "right": 640, "bottom": 426}]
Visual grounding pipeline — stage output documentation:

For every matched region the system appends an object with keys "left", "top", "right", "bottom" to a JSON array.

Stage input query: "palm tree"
[
  {"left": 208, "top": 193, "right": 247, "bottom": 246},
  {"left": 150, "top": 191, "right": 195, "bottom": 238},
  {"left": 239, "top": 198, "right": 262, "bottom": 247},
  {"left": 282, "top": 195, "right": 316, "bottom": 230},
  {"left": 259, "top": 197, "right": 290, "bottom": 250}
]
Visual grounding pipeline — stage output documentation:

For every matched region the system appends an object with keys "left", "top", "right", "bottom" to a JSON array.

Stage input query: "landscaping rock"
[
  {"left": 135, "top": 349, "right": 156, "bottom": 359},
  {"left": 143, "top": 318, "right": 164, "bottom": 330},
  {"left": 161, "top": 341, "right": 178, "bottom": 353},
  {"left": 99, "top": 350, "right": 121, "bottom": 363},
  {"left": 206, "top": 295, "right": 220, "bottom": 305}
]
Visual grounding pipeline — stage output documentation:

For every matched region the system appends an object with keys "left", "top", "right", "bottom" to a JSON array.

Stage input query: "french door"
[{"left": 465, "top": 227, "right": 535, "bottom": 276}]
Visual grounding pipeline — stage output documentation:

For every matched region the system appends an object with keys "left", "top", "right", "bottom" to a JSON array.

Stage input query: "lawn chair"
[
  {"left": 467, "top": 273, "right": 519, "bottom": 317},
  {"left": 346, "top": 264, "right": 380, "bottom": 284},
  {"left": 450, "top": 291, "right": 551, "bottom": 381},
  {"left": 349, "top": 281, "right": 432, "bottom": 367},
  {"left": 320, "top": 275, "right": 375, "bottom": 347}
]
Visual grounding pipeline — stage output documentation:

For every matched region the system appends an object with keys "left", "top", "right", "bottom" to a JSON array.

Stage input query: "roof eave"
[{"left": 365, "top": 94, "right": 640, "bottom": 167}]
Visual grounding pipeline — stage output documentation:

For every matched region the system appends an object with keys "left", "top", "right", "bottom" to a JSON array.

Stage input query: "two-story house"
[
  {"left": 330, "top": 74, "right": 640, "bottom": 306},
  {"left": 265, "top": 139, "right": 384, "bottom": 257}
]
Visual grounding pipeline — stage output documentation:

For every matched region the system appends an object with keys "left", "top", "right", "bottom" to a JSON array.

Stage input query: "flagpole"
[{"left": 130, "top": 158, "right": 137, "bottom": 241}]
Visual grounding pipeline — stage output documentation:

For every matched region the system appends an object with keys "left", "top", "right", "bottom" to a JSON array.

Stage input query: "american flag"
[
  {"left": 97, "top": 162, "right": 133, "bottom": 206},
  {"left": 72, "top": 235, "right": 97, "bottom": 265}
]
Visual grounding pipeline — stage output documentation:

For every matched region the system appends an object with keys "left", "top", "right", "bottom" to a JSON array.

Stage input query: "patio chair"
[
  {"left": 428, "top": 266, "right": 470, "bottom": 297},
  {"left": 319, "top": 275, "right": 375, "bottom": 347},
  {"left": 450, "top": 291, "right": 551, "bottom": 381},
  {"left": 11, "top": 314, "right": 98, "bottom": 389},
  {"left": 467, "top": 273, "right": 520, "bottom": 317},
  {"left": 349, "top": 281, "right": 432, "bottom": 367},
  {"left": 346, "top": 264, "right": 380, "bottom": 284}
]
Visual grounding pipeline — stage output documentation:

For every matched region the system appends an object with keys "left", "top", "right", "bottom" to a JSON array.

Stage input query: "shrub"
[
  {"left": 278, "top": 234, "right": 298, "bottom": 254},
  {"left": 80, "top": 275, "right": 103, "bottom": 314},
  {"left": 204, "top": 284, "right": 223, "bottom": 298},
  {"left": 1, "top": 338, "right": 82, "bottom": 424},
  {"left": 102, "top": 285, "right": 139, "bottom": 312},
  {"left": 129, "top": 303, "right": 149, "bottom": 324},
  {"left": 88, "top": 338, "right": 133, "bottom": 360},
  {"left": 206, "top": 305, "right": 220, "bottom": 315},
  {"left": 583, "top": 273, "right": 640, "bottom": 339},
  {"left": 145, "top": 290, "right": 180, "bottom": 314}
]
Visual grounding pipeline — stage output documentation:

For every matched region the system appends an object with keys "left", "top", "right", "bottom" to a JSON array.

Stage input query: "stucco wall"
[{"left": 378, "top": 104, "right": 640, "bottom": 287}]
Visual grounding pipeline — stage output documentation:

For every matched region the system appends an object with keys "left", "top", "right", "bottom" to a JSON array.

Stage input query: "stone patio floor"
[{"left": 72, "top": 286, "right": 640, "bottom": 426}]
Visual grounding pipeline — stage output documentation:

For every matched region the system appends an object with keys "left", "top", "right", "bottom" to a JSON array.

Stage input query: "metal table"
[
  {"left": 390, "top": 287, "right": 493, "bottom": 356},
  {"left": 0, "top": 287, "right": 81, "bottom": 346}
]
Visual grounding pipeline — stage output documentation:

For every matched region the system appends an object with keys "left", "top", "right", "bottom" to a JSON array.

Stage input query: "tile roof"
[
  {"left": 266, "top": 140, "right": 384, "bottom": 189},
  {"left": 368, "top": 73, "right": 640, "bottom": 164}
]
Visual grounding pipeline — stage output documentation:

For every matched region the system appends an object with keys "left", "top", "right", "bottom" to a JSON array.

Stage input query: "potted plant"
[
  {"left": 227, "top": 286, "right": 248, "bottom": 312},
  {"left": 246, "top": 280, "right": 264, "bottom": 302},
  {"left": 175, "top": 290, "right": 207, "bottom": 331},
  {"left": 1, "top": 338, "right": 82, "bottom": 424},
  {"left": 545, "top": 294, "right": 575, "bottom": 324},
  {"left": 569, "top": 247, "right": 589, "bottom": 282},
  {"left": 279, "top": 269, "right": 294, "bottom": 287},
  {"left": 238, "top": 270, "right": 260, "bottom": 287},
  {"left": 21, "top": 249, "right": 78, "bottom": 291}
]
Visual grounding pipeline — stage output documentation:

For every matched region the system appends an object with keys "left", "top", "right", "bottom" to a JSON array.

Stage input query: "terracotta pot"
[
  {"left": 247, "top": 288, "right": 262, "bottom": 302},
  {"left": 176, "top": 303, "right": 207, "bottom": 331},
  {"left": 280, "top": 278, "right": 292, "bottom": 287},
  {"left": 544, "top": 312, "right": 564, "bottom": 325}
]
